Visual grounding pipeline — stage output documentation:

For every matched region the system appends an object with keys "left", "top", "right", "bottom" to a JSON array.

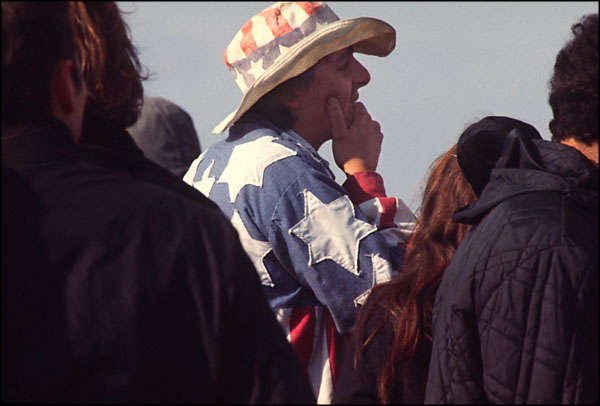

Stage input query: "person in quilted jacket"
[{"left": 425, "top": 15, "right": 597, "bottom": 403}]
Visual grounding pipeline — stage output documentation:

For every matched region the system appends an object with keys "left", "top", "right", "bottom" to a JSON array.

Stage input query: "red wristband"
[{"left": 342, "top": 170, "right": 386, "bottom": 204}]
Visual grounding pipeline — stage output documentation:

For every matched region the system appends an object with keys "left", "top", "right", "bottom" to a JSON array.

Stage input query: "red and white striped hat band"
[{"left": 213, "top": 1, "right": 396, "bottom": 134}]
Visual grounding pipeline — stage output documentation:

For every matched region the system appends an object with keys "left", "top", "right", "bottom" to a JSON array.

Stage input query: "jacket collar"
[
  {"left": 454, "top": 139, "right": 598, "bottom": 225},
  {"left": 230, "top": 112, "right": 335, "bottom": 180},
  {"left": 2, "top": 116, "right": 78, "bottom": 169},
  {"left": 79, "top": 115, "right": 145, "bottom": 160}
]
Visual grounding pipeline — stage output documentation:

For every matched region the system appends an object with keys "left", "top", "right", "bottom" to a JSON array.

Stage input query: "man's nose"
[{"left": 352, "top": 57, "right": 371, "bottom": 88}]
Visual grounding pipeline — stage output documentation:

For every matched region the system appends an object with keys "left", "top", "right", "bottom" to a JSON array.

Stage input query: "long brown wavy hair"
[{"left": 353, "top": 144, "right": 476, "bottom": 403}]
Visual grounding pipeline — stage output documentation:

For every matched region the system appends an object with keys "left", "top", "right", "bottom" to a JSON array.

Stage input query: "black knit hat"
[{"left": 457, "top": 116, "right": 543, "bottom": 196}]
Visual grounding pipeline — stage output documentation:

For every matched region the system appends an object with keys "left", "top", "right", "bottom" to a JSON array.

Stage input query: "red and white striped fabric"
[
  {"left": 343, "top": 170, "right": 414, "bottom": 308},
  {"left": 223, "top": 2, "right": 339, "bottom": 94},
  {"left": 276, "top": 306, "right": 340, "bottom": 403},
  {"left": 343, "top": 170, "right": 415, "bottom": 243}
]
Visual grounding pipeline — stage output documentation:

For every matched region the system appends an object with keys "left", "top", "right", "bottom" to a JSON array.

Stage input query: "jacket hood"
[
  {"left": 453, "top": 116, "right": 598, "bottom": 224},
  {"left": 127, "top": 97, "right": 201, "bottom": 178}
]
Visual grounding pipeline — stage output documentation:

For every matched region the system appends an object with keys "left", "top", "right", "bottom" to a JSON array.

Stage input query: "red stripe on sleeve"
[
  {"left": 289, "top": 307, "right": 315, "bottom": 372},
  {"left": 325, "top": 311, "right": 340, "bottom": 388},
  {"left": 378, "top": 196, "right": 398, "bottom": 228}
]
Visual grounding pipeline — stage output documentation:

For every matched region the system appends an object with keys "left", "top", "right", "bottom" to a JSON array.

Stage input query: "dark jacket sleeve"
[
  {"left": 131, "top": 198, "right": 315, "bottom": 403},
  {"left": 177, "top": 206, "right": 315, "bottom": 404},
  {"left": 212, "top": 216, "right": 316, "bottom": 403}
]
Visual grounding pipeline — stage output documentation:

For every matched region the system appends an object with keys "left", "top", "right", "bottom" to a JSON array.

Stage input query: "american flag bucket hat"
[{"left": 213, "top": 1, "right": 396, "bottom": 134}]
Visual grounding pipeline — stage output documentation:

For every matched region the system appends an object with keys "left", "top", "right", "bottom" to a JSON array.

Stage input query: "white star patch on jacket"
[
  {"left": 217, "top": 136, "right": 296, "bottom": 203},
  {"left": 192, "top": 159, "right": 216, "bottom": 197},
  {"left": 289, "top": 190, "right": 377, "bottom": 276},
  {"left": 229, "top": 210, "right": 274, "bottom": 287}
]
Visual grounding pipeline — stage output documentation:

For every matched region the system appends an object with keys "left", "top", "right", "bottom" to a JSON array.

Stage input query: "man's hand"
[{"left": 328, "top": 98, "right": 383, "bottom": 175}]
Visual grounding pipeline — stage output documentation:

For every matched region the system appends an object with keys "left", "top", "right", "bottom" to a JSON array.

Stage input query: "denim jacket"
[{"left": 184, "top": 113, "right": 414, "bottom": 401}]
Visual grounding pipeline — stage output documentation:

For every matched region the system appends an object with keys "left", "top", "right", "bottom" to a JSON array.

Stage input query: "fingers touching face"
[{"left": 299, "top": 47, "right": 372, "bottom": 141}]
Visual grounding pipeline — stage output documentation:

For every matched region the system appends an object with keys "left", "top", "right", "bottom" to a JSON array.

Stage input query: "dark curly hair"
[{"left": 548, "top": 13, "right": 598, "bottom": 145}]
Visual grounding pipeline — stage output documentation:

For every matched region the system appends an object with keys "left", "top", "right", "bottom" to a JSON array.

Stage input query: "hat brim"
[{"left": 213, "top": 17, "right": 396, "bottom": 134}]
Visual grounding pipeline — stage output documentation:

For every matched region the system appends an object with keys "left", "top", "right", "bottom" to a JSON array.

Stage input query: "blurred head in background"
[
  {"left": 549, "top": 13, "right": 598, "bottom": 164},
  {"left": 128, "top": 97, "right": 201, "bottom": 177}
]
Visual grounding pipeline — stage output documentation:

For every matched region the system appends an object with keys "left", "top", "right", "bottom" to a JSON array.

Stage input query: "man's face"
[{"left": 293, "top": 46, "right": 371, "bottom": 143}]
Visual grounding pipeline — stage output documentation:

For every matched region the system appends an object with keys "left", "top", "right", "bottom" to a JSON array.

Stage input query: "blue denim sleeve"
[{"left": 260, "top": 158, "right": 399, "bottom": 333}]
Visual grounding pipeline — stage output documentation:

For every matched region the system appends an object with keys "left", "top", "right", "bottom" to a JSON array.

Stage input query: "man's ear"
[{"left": 50, "top": 59, "right": 77, "bottom": 118}]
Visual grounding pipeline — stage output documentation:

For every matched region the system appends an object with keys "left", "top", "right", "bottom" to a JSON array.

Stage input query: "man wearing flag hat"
[{"left": 184, "top": 2, "right": 414, "bottom": 401}]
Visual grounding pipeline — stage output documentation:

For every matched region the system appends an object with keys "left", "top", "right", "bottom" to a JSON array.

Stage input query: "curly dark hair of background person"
[{"left": 548, "top": 13, "right": 598, "bottom": 145}]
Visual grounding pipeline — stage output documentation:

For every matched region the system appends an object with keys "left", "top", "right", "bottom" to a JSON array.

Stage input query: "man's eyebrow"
[{"left": 335, "top": 48, "right": 353, "bottom": 64}]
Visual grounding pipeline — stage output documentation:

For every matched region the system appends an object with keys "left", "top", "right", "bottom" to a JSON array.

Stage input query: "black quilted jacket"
[{"left": 425, "top": 117, "right": 598, "bottom": 404}]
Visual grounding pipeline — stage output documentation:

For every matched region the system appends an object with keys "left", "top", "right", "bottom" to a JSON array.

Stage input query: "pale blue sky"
[{"left": 119, "top": 1, "right": 598, "bottom": 211}]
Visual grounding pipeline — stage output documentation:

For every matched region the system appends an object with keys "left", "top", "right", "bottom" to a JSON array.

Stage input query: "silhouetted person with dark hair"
[
  {"left": 69, "top": 2, "right": 204, "bottom": 200},
  {"left": 2, "top": 2, "right": 314, "bottom": 402},
  {"left": 425, "top": 115, "right": 597, "bottom": 404},
  {"left": 425, "top": 15, "right": 597, "bottom": 403},
  {"left": 333, "top": 144, "right": 476, "bottom": 404},
  {"left": 548, "top": 13, "right": 598, "bottom": 164},
  {"left": 127, "top": 97, "right": 201, "bottom": 178}
]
